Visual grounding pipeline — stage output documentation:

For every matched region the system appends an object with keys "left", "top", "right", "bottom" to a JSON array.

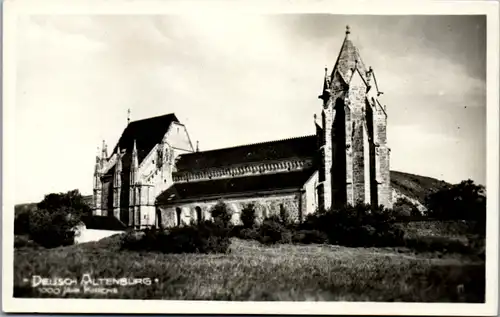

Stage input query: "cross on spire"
[
  {"left": 346, "top": 25, "right": 351, "bottom": 35},
  {"left": 127, "top": 108, "right": 131, "bottom": 125}
]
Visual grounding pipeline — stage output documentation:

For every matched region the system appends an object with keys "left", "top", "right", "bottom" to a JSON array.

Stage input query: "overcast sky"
[{"left": 14, "top": 14, "right": 486, "bottom": 203}]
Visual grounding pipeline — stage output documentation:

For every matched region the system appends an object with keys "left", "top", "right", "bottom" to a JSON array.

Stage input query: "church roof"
[
  {"left": 157, "top": 169, "right": 315, "bottom": 204},
  {"left": 107, "top": 113, "right": 179, "bottom": 173},
  {"left": 175, "top": 135, "right": 318, "bottom": 172},
  {"left": 80, "top": 215, "right": 128, "bottom": 231}
]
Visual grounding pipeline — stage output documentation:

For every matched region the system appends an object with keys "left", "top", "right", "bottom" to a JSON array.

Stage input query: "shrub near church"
[{"left": 121, "top": 200, "right": 232, "bottom": 254}]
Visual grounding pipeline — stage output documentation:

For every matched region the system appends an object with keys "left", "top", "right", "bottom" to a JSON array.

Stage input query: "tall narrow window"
[
  {"left": 176, "top": 208, "right": 182, "bottom": 226},
  {"left": 195, "top": 206, "right": 202, "bottom": 223},
  {"left": 321, "top": 111, "right": 326, "bottom": 145},
  {"left": 156, "top": 208, "right": 163, "bottom": 229}
]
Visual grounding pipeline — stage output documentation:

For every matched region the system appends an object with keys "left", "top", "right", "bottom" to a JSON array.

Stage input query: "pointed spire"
[
  {"left": 323, "top": 67, "right": 329, "bottom": 91},
  {"left": 314, "top": 113, "right": 317, "bottom": 125},
  {"left": 319, "top": 67, "right": 331, "bottom": 101},
  {"left": 330, "top": 25, "right": 367, "bottom": 85},
  {"left": 94, "top": 156, "right": 100, "bottom": 175},
  {"left": 366, "top": 65, "right": 373, "bottom": 88},
  {"left": 101, "top": 140, "right": 108, "bottom": 160},
  {"left": 196, "top": 141, "right": 199, "bottom": 152}
]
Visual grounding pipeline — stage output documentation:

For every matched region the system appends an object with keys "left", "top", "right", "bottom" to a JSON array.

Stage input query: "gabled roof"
[
  {"left": 111, "top": 113, "right": 179, "bottom": 166},
  {"left": 174, "top": 135, "right": 318, "bottom": 172},
  {"left": 80, "top": 215, "right": 127, "bottom": 231},
  {"left": 157, "top": 169, "right": 315, "bottom": 204},
  {"left": 102, "top": 113, "right": 179, "bottom": 176}
]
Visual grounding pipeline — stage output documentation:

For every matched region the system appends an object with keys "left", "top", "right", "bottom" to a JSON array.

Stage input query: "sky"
[{"left": 14, "top": 14, "right": 486, "bottom": 204}]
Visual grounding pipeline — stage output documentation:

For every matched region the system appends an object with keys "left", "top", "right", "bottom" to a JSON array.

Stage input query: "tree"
[
  {"left": 425, "top": 179, "right": 486, "bottom": 235},
  {"left": 28, "top": 189, "right": 91, "bottom": 247},
  {"left": 210, "top": 200, "right": 233, "bottom": 228},
  {"left": 240, "top": 204, "right": 257, "bottom": 228},
  {"left": 37, "top": 189, "right": 91, "bottom": 216},
  {"left": 279, "top": 204, "right": 292, "bottom": 226},
  {"left": 29, "top": 208, "right": 79, "bottom": 248}
]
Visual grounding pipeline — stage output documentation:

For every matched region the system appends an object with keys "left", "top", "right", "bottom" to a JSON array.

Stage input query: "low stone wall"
[{"left": 74, "top": 228, "right": 124, "bottom": 244}]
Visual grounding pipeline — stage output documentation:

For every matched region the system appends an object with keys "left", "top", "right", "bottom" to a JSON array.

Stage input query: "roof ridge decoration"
[
  {"left": 128, "top": 112, "right": 179, "bottom": 125},
  {"left": 173, "top": 158, "right": 314, "bottom": 183}
]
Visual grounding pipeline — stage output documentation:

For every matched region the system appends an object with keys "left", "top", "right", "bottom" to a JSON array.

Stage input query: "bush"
[
  {"left": 425, "top": 180, "right": 486, "bottom": 226},
  {"left": 21, "top": 190, "right": 92, "bottom": 248},
  {"left": 14, "top": 212, "right": 31, "bottom": 235},
  {"left": 28, "top": 208, "right": 80, "bottom": 248},
  {"left": 403, "top": 236, "right": 474, "bottom": 254},
  {"left": 165, "top": 221, "right": 231, "bottom": 254},
  {"left": 121, "top": 230, "right": 148, "bottom": 251},
  {"left": 258, "top": 217, "right": 292, "bottom": 245},
  {"left": 292, "top": 230, "right": 328, "bottom": 245},
  {"left": 240, "top": 204, "right": 257, "bottom": 229},
  {"left": 14, "top": 235, "right": 40, "bottom": 249},
  {"left": 300, "top": 204, "right": 405, "bottom": 248},
  {"left": 239, "top": 228, "right": 260, "bottom": 240},
  {"left": 210, "top": 201, "right": 233, "bottom": 228},
  {"left": 121, "top": 220, "right": 231, "bottom": 254},
  {"left": 37, "top": 189, "right": 91, "bottom": 217}
]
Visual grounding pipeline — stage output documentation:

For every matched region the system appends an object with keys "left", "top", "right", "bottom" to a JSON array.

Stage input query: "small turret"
[
  {"left": 130, "top": 140, "right": 139, "bottom": 185},
  {"left": 93, "top": 146, "right": 103, "bottom": 216},
  {"left": 318, "top": 67, "right": 331, "bottom": 102},
  {"left": 112, "top": 146, "right": 123, "bottom": 220},
  {"left": 94, "top": 147, "right": 101, "bottom": 176},
  {"left": 132, "top": 139, "right": 138, "bottom": 170},
  {"left": 101, "top": 140, "right": 108, "bottom": 161},
  {"left": 129, "top": 139, "right": 140, "bottom": 228},
  {"left": 114, "top": 146, "right": 122, "bottom": 184}
]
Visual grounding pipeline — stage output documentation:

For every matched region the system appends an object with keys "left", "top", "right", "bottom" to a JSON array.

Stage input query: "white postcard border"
[{"left": 2, "top": 0, "right": 499, "bottom": 315}]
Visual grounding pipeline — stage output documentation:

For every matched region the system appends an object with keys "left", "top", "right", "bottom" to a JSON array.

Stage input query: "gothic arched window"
[
  {"left": 195, "top": 206, "right": 203, "bottom": 223},
  {"left": 176, "top": 208, "right": 182, "bottom": 226},
  {"left": 321, "top": 111, "right": 326, "bottom": 145},
  {"left": 262, "top": 207, "right": 268, "bottom": 220}
]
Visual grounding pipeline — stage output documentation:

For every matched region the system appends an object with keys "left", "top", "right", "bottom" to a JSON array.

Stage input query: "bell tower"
[{"left": 318, "top": 25, "right": 392, "bottom": 210}]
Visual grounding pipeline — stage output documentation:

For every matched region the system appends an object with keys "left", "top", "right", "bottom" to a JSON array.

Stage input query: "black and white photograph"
[{"left": 2, "top": 0, "right": 499, "bottom": 315}]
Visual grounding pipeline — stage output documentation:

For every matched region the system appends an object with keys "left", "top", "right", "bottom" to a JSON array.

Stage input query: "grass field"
[{"left": 13, "top": 235, "right": 484, "bottom": 302}]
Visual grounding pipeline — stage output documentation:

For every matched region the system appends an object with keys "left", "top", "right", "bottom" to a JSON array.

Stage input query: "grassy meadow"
[{"left": 14, "top": 234, "right": 484, "bottom": 302}]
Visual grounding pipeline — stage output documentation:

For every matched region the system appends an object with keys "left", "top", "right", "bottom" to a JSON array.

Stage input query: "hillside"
[
  {"left": 15, "top": 171, "right": 449, "bottom": 212},
  {"left": 390, "top": 170, "right": 450, "bottom": 205}
]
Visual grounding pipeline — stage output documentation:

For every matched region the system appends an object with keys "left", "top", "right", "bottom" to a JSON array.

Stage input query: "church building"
[{"left": 92, "top": 26, "right": 392, "bottom": 229}]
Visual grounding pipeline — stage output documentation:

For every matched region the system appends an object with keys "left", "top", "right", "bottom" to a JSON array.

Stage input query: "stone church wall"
[
  {"left": 303, "top": 171, "right": 319, "bottom": 216},
  {"left": 157, "top": 191, "right": 302, "bottom": 228}
]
